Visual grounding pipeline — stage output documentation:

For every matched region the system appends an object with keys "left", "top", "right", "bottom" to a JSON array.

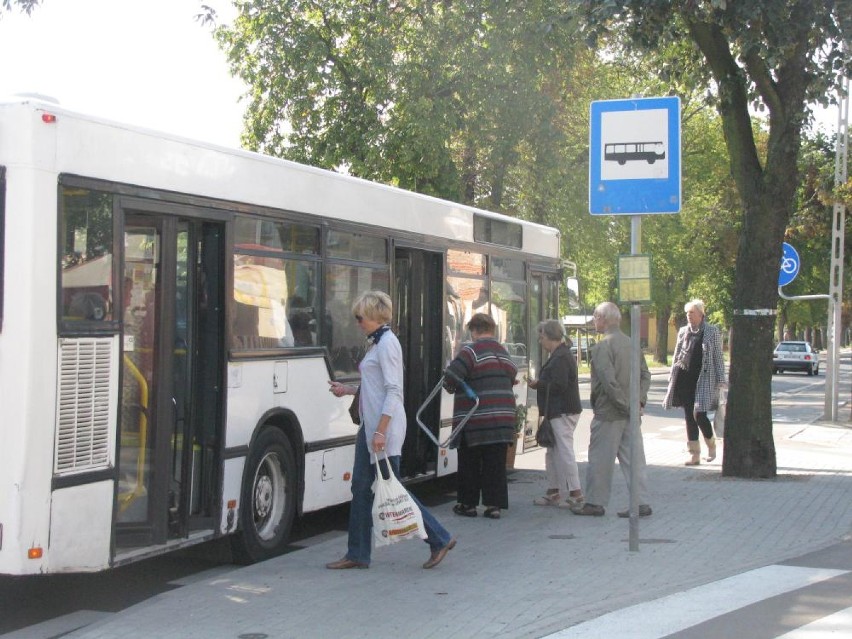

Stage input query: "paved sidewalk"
[{"left": 65, "top": 413, "right": 852, "bottom": 639}]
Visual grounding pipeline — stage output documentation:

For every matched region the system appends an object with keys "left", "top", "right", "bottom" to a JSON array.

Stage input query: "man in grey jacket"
[{"left": 571, "top": 302, "right": 652, "bottom": 517}]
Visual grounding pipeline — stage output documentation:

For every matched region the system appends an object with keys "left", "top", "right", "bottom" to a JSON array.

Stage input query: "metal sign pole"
[
  {"left": 826, "top": 70, "right": 848, "bottom": 422},
  {"left": 628, "top": 215, "right": 641, "bottom": 551}
]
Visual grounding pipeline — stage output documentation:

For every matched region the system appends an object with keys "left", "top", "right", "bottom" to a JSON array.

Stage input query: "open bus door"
[
  {"left": 525, "top": 270, "right": 562, "bottom": 451},
  {"left": 393, "top": 247, "right": 444, "bottom": 481},
  {"left": 115, "top": 210, "right": 224, "bottom": 555}
]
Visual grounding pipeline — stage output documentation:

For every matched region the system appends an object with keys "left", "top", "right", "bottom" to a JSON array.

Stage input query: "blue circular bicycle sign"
[{"left": 778, "top": 242, "right": 800, "bottom": 287}]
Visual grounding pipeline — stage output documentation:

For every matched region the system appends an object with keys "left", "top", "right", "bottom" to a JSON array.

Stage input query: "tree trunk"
[
  {"left": 489, "top": 159, "right": 507, "bottom": 210},
  {"left": 777, "top": 308, "right": 787, "bottom": 342},
  {"left": 724, "top": 313, "right": 777, "bottom": 478},
  {"left": 461, "top": 141, "right": 477, "bottom": 205},
  {"left": 722, "top": 173, "right": 798, "bottom": 478},
  {"left": 683, "top": 15, "right": 809, "bottom": 478},
  {"left": 654, "top": 306, "right": 670, "bottom": 364}
]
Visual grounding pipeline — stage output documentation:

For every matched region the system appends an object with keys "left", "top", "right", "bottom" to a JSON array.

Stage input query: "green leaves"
[
  {"left": 217, "top": 0, "right": 586, "bottom": 204},
  {"left": 1, "top": 0, "right": 39, "bottom": 16}
]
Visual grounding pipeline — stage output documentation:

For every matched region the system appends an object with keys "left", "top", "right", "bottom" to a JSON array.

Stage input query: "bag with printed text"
[{"left": 371, "top": 454, "right": 427, "bottom": 547}]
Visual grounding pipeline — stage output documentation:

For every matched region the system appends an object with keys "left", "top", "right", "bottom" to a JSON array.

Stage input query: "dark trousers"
[
  {"left": 682, "top": 400, "right": 714, "bottom": 441},
  {"left": 457, "top": 441, "right": 509, "bottom": 509}
]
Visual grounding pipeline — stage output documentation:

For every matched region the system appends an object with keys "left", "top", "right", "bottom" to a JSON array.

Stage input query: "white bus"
[{"left": 0, "top": 99, "right": 564, "bottom": 574}]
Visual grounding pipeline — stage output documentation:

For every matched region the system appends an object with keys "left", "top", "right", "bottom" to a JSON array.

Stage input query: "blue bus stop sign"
[
  {"left": 778, "top": 242, "right": 800, "bottom": 287},
  {"left": 589, "top": 96, "right": 681, "bottom": 215}
]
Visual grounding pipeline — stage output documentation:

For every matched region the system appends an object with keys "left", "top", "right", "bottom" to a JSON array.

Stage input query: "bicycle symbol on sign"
[{"left": 778, "top": 242, "right": 800, "bottom": 287}]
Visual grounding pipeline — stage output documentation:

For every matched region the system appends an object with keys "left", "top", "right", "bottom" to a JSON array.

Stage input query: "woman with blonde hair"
[
  {"left": 663, "top": 299, "right": 727, "bottom": 465},
  {"left": 327, "top": 291, "right": 455, "bottom": 569}
]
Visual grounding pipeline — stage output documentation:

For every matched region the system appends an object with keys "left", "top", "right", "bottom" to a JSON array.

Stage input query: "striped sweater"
[{"left": 445, "top": 337, "right": 518, "bottom": 447}]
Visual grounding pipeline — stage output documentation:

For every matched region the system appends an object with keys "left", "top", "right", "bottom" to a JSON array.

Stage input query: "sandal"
[
  {"left": 533, "top": 493, "right": 561, "bottom": 507},
  {"left": 483, "top": 507, "right": 501, "bottom": 519},
  {"left": 453, "top": 503, "right": 477, "bottom": 517},
  {"left": 558, "top": 495, "right": 585, "bottom": 509}
]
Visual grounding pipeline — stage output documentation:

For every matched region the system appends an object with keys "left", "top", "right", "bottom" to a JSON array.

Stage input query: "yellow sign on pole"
[{"left": 618, "top": 254, "right": 652, "bottom": 304}]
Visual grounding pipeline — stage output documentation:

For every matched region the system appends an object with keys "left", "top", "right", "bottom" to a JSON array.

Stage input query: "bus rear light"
[
  {"left": 343, "top": 472, "right": 351, "bottom": 481},
  {"left": 28, "top": 546, "right": 43, "bottom": 559},
  {"left": 41, "top": 113, "right": 57, "bottom": 124}
]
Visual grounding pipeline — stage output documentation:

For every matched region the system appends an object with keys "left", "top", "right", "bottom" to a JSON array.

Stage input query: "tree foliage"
[
  {"left": 0, "top": 0, "right": 39, "bottom": 17},
  {"left": 216, "top": 0, "right": 583, "bottom": 204}
]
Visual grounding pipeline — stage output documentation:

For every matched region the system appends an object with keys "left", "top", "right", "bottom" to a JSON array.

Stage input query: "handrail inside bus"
[{"left": 118, "top": 354, "right": 149, "bottom": 514}]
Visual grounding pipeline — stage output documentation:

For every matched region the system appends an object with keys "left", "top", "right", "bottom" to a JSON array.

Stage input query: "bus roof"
[{"left": 0, "top": 98, "right": 561, "bottom": 259}]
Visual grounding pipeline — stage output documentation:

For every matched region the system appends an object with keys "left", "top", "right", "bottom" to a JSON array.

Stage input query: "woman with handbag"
[
  {"left": 326, "top": 291, "right": 455, "bottom": 569},
  {"left": 663, "top": 299, "right": 727, "bottom": 465},
  {"left": 528, "top": 320, "right": 584, "bottom": 509},
  {"left": 444, "top": 313, "right": 518, "bottom": 520}
]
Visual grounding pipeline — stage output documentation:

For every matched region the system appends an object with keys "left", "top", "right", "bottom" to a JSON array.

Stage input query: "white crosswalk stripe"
[
  {"left": 544, "top": 566, "right": 849, "bottom": 639},
  {"left": 775, "top": 606, "right": 852, "bottom": 638}
]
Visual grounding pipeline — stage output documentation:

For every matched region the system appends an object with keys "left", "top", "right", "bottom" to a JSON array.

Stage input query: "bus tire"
[{"left": 230, "top": 427, "right": 296, "bottom": 564}]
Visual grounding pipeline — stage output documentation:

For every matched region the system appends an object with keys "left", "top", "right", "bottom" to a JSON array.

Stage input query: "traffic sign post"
[{"left": 588, "top": 96, "right": 682, "bottom": 553}]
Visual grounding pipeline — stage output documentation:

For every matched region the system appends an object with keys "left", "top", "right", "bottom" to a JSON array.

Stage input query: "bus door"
[
  {"left": 393, "top": 247, "right": 444, "bottom": 480},
  {"left": 116, "top": 212, "right": 224, "bottom": 550},
  {"left": 525, "top": 271, "right": 560, "bottom": 451}
]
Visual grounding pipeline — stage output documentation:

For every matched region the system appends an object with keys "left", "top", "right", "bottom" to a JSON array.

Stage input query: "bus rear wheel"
[{"left": 231, "top": 428, "right": 296, "bottom": 564}]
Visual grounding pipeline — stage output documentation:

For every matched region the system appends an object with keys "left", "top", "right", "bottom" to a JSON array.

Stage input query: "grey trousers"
[{"left": 584, "top": 416, "right": 650, "bottom": 508}]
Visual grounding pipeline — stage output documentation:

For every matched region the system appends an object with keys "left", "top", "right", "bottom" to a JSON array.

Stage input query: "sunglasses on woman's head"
[{"left": 354, "top": 315, "right": 364, "bottom": 322}]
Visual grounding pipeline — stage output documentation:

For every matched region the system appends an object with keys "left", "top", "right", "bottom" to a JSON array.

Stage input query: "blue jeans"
[{"left": 347, "top": 427, "right": 453, "bottom": 565}]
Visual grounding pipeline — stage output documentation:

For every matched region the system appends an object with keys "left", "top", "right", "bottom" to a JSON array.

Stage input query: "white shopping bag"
[
  {"left": 714, "top": 388, "right": 727, "bottom": 438},
  {"left": 371, "top": 454, "right": 427, "bottom": 547}
]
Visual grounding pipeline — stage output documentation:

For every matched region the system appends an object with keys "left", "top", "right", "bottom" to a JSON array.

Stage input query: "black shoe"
[
  {"left": 452, "top": 503, "right": 477, "bottom": 517},
  {"left": 483, "top": 507, "right": 501, "bottom": 519},
  {"left": 617, "top": 505, "right": 652, "bottom": 518}
]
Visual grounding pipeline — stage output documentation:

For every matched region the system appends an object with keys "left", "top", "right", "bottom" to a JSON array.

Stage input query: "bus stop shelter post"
[{"left": 628, "top": 215, "right": 641, "bottom": 552}]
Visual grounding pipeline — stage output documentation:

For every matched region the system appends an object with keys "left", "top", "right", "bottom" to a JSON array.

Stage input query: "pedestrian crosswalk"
[
  {"left": 544, "top": 564, "right": 852, "bottom": 639},
  {"left": 775, "top": 606, "right": 852, "bottom": 638}
]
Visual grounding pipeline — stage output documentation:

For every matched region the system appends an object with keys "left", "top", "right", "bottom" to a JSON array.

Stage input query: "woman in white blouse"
[{"left": 326, "top": 291, "right": 455, "bottom": 569}]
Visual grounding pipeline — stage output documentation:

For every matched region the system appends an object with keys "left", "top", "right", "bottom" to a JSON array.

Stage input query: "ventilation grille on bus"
[{"left": 55, "top": 337, "right": 117, "bottom": 474}]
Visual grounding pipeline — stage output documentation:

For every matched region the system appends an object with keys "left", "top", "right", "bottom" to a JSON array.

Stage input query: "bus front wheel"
[{"left": 231, "top": 428, "right": 296, "bottom": 564}]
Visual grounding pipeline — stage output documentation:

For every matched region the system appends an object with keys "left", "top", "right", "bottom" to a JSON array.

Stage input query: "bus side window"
[{"left": 59, "top": 187, "right": 115, "bottom": 327}]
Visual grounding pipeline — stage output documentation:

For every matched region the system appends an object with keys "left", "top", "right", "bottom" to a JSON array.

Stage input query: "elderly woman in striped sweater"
[{"left": 444, "top": 313, "right": 518, "bottom": 519}]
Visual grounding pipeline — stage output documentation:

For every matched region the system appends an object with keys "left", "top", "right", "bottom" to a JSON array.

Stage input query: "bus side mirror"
[{"left": 566, "top": 277, "right": 580, "bottom": 310}]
